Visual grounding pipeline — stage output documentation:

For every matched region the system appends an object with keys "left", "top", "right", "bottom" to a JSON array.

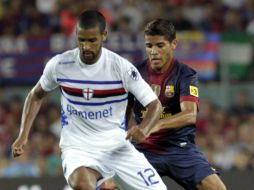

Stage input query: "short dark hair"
[
  {"left": 77, "top": 10, "right": 106, "bottom": 33},
  {"left": 144, "top": 19, "right": 176, "bottom": 42}
]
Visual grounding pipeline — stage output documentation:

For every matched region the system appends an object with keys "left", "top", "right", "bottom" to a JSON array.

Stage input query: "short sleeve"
[
  {"left": 179, "top": 69, "right": 199, "bottom": 104},
  {"left": 121, "top": 59, "right": 157, "bottom": 107},
  {"left": 39, "top": 56, "right": 58, "bottom": 91}
]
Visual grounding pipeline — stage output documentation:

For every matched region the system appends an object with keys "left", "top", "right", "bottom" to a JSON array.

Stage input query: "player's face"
[
  {"left": 76, "top": 25, "right": 107, "bottom": 64},
  {"left": 145, "top": 35, "right": 177, "bottom": 73}
]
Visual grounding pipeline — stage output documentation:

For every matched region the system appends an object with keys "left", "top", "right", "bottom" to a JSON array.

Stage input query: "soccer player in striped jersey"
[
  {"left": 128, "top": 19, "right": 227, "bottom": 190},
  {"left": 11, "top": 10, "right": 167, "bottom": 190}
]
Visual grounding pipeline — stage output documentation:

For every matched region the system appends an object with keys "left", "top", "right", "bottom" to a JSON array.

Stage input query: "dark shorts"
[{"left": 137, "top": 143, "right": 217, "bottom": 190}]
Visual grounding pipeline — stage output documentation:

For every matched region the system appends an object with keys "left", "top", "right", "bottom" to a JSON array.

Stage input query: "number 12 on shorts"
[{"left": 137, "top": 168, "right": 159, "bottom": 186}]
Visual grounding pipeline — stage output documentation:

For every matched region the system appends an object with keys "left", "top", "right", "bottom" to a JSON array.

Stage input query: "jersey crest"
[
  {"left": 165, "top": 85, "right": 175, "bottom": 98},
  {"left": 83, "top": 88, "right": 94, "bottom": 100}
]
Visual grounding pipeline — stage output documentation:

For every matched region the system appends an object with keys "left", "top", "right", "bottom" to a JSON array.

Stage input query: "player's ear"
[
  {"left": 102, "top": 31, "right": 107, "bottom": 41},
  {"left": 171, "top": 39, "right": 177, "bottom": 49}
]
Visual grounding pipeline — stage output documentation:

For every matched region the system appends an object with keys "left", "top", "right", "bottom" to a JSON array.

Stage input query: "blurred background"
[{"left": 0, "top": 0, "right": 254, "bottom": 189}]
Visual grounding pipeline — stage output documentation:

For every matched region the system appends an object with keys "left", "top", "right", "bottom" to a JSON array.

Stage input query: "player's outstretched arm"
[
  {"left": 12, "top": 82, "right": 48, "bottom": 157},
  {"left": 126, "top": 99, "right": 162, "bottom": 143},
  {"left": 150, "top": 101, "right": 197, "bottom": 135}
]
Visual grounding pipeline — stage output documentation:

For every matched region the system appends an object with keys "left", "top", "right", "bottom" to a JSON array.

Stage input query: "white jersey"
[{"left": 39, "top": 47, "right": 157, "bottom": 151}]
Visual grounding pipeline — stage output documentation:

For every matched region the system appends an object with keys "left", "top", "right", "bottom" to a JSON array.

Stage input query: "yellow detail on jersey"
[
  {"left": 166, "top": 85, "right": 174, "bottom": 92},
  {"left": 189, "top": 85, "right": 199, "bottom": 97},
  {"left": 160, "top": 112, "right": 172, "bottom": 119},
  {"left": 140, "top": 110, "right": 147, "bottom": 119},
  {"left": 140, "top": 106, "right": 172, "bottom": 119}
]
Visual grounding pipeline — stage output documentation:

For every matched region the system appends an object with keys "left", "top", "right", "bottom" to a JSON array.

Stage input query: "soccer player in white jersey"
[{"left": 11, "top": 10, "right": 167, "bottom": 190}]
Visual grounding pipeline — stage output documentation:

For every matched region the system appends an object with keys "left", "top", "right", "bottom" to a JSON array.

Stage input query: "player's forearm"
[
  {"left": 159, "top": 110, "right": 196, "bottom": 130},
  {"left": 19, "top": 90, "right": 45, "bottom": 139},
  {"left": 140, "top": 99, "right": 162, "bottom": 134}
]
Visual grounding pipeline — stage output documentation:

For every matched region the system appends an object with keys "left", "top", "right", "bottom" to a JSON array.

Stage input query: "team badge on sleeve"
[
  {"left": 128, "top": 67, "right": 139, "bottom": 80},
  {"left": 189, "top": 85, "right": 198, "bottom": 97}
]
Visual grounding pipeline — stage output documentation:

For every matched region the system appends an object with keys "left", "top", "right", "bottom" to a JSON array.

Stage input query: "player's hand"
[
  {"left": 11, "top": 136, "right": 28, "bottom": 158},
  {"left": 99, "top": 178, "right": 117, "bottom": 189},
  {"left": 126, "top": 125, "right": 147, "bottom": 143}
]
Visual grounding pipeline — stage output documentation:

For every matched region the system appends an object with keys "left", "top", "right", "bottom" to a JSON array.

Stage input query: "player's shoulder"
[
  {"left": 103, "top": 47, "right": 120, "bottom": 59},
  {"left": 135, "top": 59, "right": 148, "bottom": 72},
  {"left": 54, "top": 48, "right": 78, "bottom": 65},
  {"left": 177, "top": 60, "right": 197, "bottom": 76},
  {"left": 103, "top": 47, "right": 134, "bottom": 71},
  {"left": 136, "top": 59, "right": 147, "bottom": 68},
  {"left": 44, "top": 48, "right": 78, "bottom": 75}
]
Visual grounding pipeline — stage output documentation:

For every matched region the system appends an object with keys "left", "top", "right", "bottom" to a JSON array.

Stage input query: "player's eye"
[
  {"left": 78, "top": 38, "right": 85, "bottom": 42},
  {"left": 89, "top": 39, "right": 97, "bottom": 43},
  {"left": 145, "top": 44, "right": 152, "bottom": 48},
  {"left": 157, "top": 43, "right": 165, "bottom": 48}
]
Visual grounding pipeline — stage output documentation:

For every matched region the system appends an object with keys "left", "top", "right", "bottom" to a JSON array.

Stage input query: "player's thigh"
[
  {"left": 139, "top": 149, "right": 168, "bottom": 175},
  {"left": 143, "top": 144, "right": 217, "bottom": 190},
  {"left": 68, "top": 166, "right": 101, "bottom": 189},
  {"left": 173, "top": 144, "right": 218, "bottom": 189},
  {"left": 109, "top": 143, "right": 167, "bottom": 190},
  {"left": 197, "top": 174, "right": 227, "bottom": 190},
  {"left": 61, "top": 148, "right": 115, "bottom": 187}
]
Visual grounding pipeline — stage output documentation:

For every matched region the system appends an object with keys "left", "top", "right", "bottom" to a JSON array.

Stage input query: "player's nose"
[
  {"left": 82, "top": 42, "right": 91, "bottom": 50},
  {"left": 150, "top": 47, "right": 159, "bottom": 55}
]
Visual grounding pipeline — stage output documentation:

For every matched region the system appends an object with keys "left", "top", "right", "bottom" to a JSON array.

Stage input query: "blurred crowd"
[
  {"left": 1, "top": 0, "right": 254, "bottom": 178},
  {"left": 0, "top": 90, "right": 254, "bottom": 177},
  {"left": 1, "top": 0, "right": 254, "bottom": 37},
  {"left": 196, "top": 91, "right": 254, "bottom": 171},
  {"left": 0, "top": 95, "right": 62, "bottom": 177}
]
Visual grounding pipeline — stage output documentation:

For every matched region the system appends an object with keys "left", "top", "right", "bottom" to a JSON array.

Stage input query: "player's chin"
[
  {"left": 150, "top": 60, "right": 162, "bottom": 66},
  {"left": 83, "top": 57, "right": 95, "bottom": 64}
]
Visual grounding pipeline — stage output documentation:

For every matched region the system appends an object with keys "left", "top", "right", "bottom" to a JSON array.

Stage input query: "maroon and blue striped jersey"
[{"left": 132, "top": 59, "right": 199, "bottom": 153}]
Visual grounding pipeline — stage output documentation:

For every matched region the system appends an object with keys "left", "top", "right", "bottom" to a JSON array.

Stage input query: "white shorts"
[{"left": 61, "top": 141, "right": 167, "bottom": 190}]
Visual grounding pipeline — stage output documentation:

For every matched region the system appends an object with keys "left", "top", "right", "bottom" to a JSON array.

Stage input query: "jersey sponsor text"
[{"left": 67, "top": 104, "right": 113, "bottom": 120}]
